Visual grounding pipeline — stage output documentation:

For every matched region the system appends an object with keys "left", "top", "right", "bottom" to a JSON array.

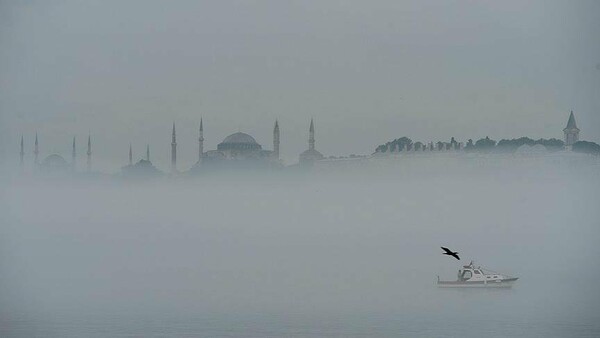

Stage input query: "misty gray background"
[
  {"left": 1, "top": 0, "right": 599, "bottom": 171},
  {"left": 1, "top": 2, "right": 600, "bottom": 337}
]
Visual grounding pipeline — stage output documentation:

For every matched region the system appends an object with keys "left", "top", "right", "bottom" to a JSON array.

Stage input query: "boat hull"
[{"left": 437, "top": 278, "right": 518, "bottom": 288}]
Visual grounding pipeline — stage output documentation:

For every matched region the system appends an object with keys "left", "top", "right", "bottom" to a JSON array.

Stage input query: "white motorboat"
[{"left": 437, "top": 261, "right": 518, "bottom": 288}]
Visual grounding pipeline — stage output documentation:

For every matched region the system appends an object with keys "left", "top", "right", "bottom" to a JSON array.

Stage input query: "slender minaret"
[
  {"left": 299, "top": 118, "right": 324, "bottom": 164},
  {"left": 129, "top": 144, "right": 133, "bottom": 166},
  {"left": 309, "top": 118, "right": 315, "bottom": 151},
  {"left": 273, "top": 119, "right": 280, "bottom": 159},
  {"left": 71, "top": 136, "right": 76, "bottom": 172},
  {"left": 171, "top": 122, "right": 177, "bottom": 173},
  {"left": 198, "top": 118, "right": 204, "bottom": 162},
  {"left": 146, "top": 144, "right": 150, "bottom": 161},
  {"left": 86, "top": 133, "right": 92, "bottom": 172},
  {"left": 19, "top": 135, "right": 24, "bottom": 171},
  {"left": 34, "top": 133, "right": 39, "bottom": 166}
]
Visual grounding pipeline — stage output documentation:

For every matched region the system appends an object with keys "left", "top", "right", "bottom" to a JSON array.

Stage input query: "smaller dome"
[
  {"left": 299, "top": 148, "right": 324, "bottom": 163},
  {"left": 222, "top": 132, "right": 259, "bottom": 145},
  {"left": 41, "top": 154, "right": 69, "bottom": 167}
]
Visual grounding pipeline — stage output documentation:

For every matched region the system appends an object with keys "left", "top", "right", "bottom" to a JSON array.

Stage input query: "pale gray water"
[{"left": 1, "top": 166, "right": 599, "bottom": 337}]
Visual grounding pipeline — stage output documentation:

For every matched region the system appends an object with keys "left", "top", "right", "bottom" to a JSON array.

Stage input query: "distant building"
[
  {"left": 40, "top": 154, "right": 70, "bottom": 173},
  {"left": 121, "top": 145, "right": 163, "bottom": 178},
  {"left": 24, "top": 111, "right": 593, "bottom": 176},
  {"left": 563, "top": 111, "right": 580, "bottom": 147},
  {"left": 32, "top": 135, "right": 76, "bottom": 175},
  {"left": 122, "top": 159, "right": 162, "bottom": 177},
  {"left": 299, "top": 118, "right": 324, "bottom": 165},
  {"left": 191, "top": 120, "right": 281, "bottom": 172}
]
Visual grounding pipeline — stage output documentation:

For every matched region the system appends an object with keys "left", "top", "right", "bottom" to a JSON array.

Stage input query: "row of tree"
[
  {"left": 375, "top": 136, "right": 600, "bottom": 155},
  {"left": 375, "top": 136, "right": 463, "bottom": 153},
  {"left": 465, "top": 137, "right": 565, "bottom": 153},
  {"left": 572, "top": 141, "right": 600, "bottom": 156}
]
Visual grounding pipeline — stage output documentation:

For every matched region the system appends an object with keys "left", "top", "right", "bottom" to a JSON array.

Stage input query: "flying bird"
[{"left": 441, "top": 247, "right": 460, "bottom": 260}]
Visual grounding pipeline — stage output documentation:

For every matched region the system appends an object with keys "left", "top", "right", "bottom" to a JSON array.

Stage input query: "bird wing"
[
  {"left": 441, "top": 247, "right": 452, "bottom": 254},
  {"left": 453, "top": 253, "right": 461, "bottom": 260}
]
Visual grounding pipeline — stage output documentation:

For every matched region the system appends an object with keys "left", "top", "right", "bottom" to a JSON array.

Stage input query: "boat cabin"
[{"left": 458, "top": 263, "right": 501, "bottom": 282}]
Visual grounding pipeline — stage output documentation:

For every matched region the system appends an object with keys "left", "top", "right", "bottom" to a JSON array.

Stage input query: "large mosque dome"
[
  {"left": 190, "top": 121, "right": 282, "bottom": 174},
  {"left": 221, "top": 132, "right": 259, "bottom": 145},
  {"left": 218, "top": 132, "right": 262, "bottom": 151}
]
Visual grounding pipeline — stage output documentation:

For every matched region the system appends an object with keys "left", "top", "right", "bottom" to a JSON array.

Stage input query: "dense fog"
[
  {"left": 2, "top": 1, "right": 599, "bottom": 336},
  {"left": 1, "top": 163, "right": 599, "bottom": 337}
]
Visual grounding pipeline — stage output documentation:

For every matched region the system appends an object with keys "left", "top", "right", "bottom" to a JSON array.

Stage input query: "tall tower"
[
  {"left": 20, "top": 135, "right": 24, "bottom": 171},
  {"left": 309, "top": 118, "right": 315, "bottom": 151},
  {"left": 146, "top": 144, "right": 150, "bottom": 161},
  {"left": 72, "top": 136, "right": 76, "bottom": 172},
  {"left": 299, "top": 118, "right": 324, "bottom": 164},
  {"left": 34, "top": 133, "right": 39, "bottom": 166},
  {"left": 129, "top": 144, "right": 133, "bottom": 166},
  {"left": 86, "top": 134, "right": 92, "bottom": 172},
  {"left": 171, "top": 122, "right": 177, "bottom": 173},
  {"left": 563, "top": 110, "right": 580, "bottom": 147},
  {"left": 273, "top": 119, "right": 280, "bottom": 159},
  {"left": 198, "top": 118, "right": 204, "bottom": 162}
]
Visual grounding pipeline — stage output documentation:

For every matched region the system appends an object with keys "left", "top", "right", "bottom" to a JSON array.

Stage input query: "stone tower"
[
  {"left": 198, "top": 118, "right": 204, "bottom": 162},
  {"left": 146, "top": 144, "right": 150, "bottom": 161},
  {"left": 563, "top": 110, "right": 580, "bottom": 147},
  {"left": 171, "top": 122, "right": 177, "bottom": 173},
  {"left": 273, "top": 119, "right": 280, "bottom": 160},
  {"left": 129, "top": 144, "right": 133, "bottom": 166}
]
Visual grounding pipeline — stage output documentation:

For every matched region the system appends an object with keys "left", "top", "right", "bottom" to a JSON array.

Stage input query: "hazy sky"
[{"left": 1, "top": 0, "right": 599, "bottom": 170}]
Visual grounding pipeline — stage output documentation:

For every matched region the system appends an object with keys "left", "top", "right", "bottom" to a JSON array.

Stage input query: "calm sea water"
[
  {"left": 2, "top": 171, "right": 600, "bottom": 337},
  {"left": 3, "top": 269, "right": 599, "bottom": 337},
  {"left": 3, "top": 311, "right": 600, "bottom": 337}
]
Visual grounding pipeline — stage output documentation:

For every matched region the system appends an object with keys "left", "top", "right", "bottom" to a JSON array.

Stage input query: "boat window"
[
  {"left": 474, "top": 270, "right": 481, "bottom": 274},
  {"left": 462, "top": 271, "right": 472, "bottom": 279}
]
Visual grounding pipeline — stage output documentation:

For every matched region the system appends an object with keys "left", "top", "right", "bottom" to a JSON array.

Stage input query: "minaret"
[
  {"left": 198, "top": 118, "right": 204, "bottom": 162},
  {"left": 146, "top": 144, "right": 150, "bottom": 161},
  {"left": 72, "top": 136, "right": 76, "bottom": 172},
  {"left": 273, "top": 119, "right": 280, "bottom": 160},
  {"left": 171, "top": 122, "right": 177, "bottom": 173},
  {"left": 20, "top": 135, "right": 24, "bottom": 171},
  {"left": 299, "top": 118, "right": 324, "bottom": 164},
  {"left": 34, "top": 133, "right": 39, "bottom": 166},
  {"left": 563, "top": 110, "right": 580, "bottom": 147},
  {"left": 86, "top": 133, "right": 92, "bottom": 172},
  {"left": 129, "top": 144, "right": 133, "bottom": 166},
  {"left": 309, "top": 118, "right": 315, "bottom": 151}
]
